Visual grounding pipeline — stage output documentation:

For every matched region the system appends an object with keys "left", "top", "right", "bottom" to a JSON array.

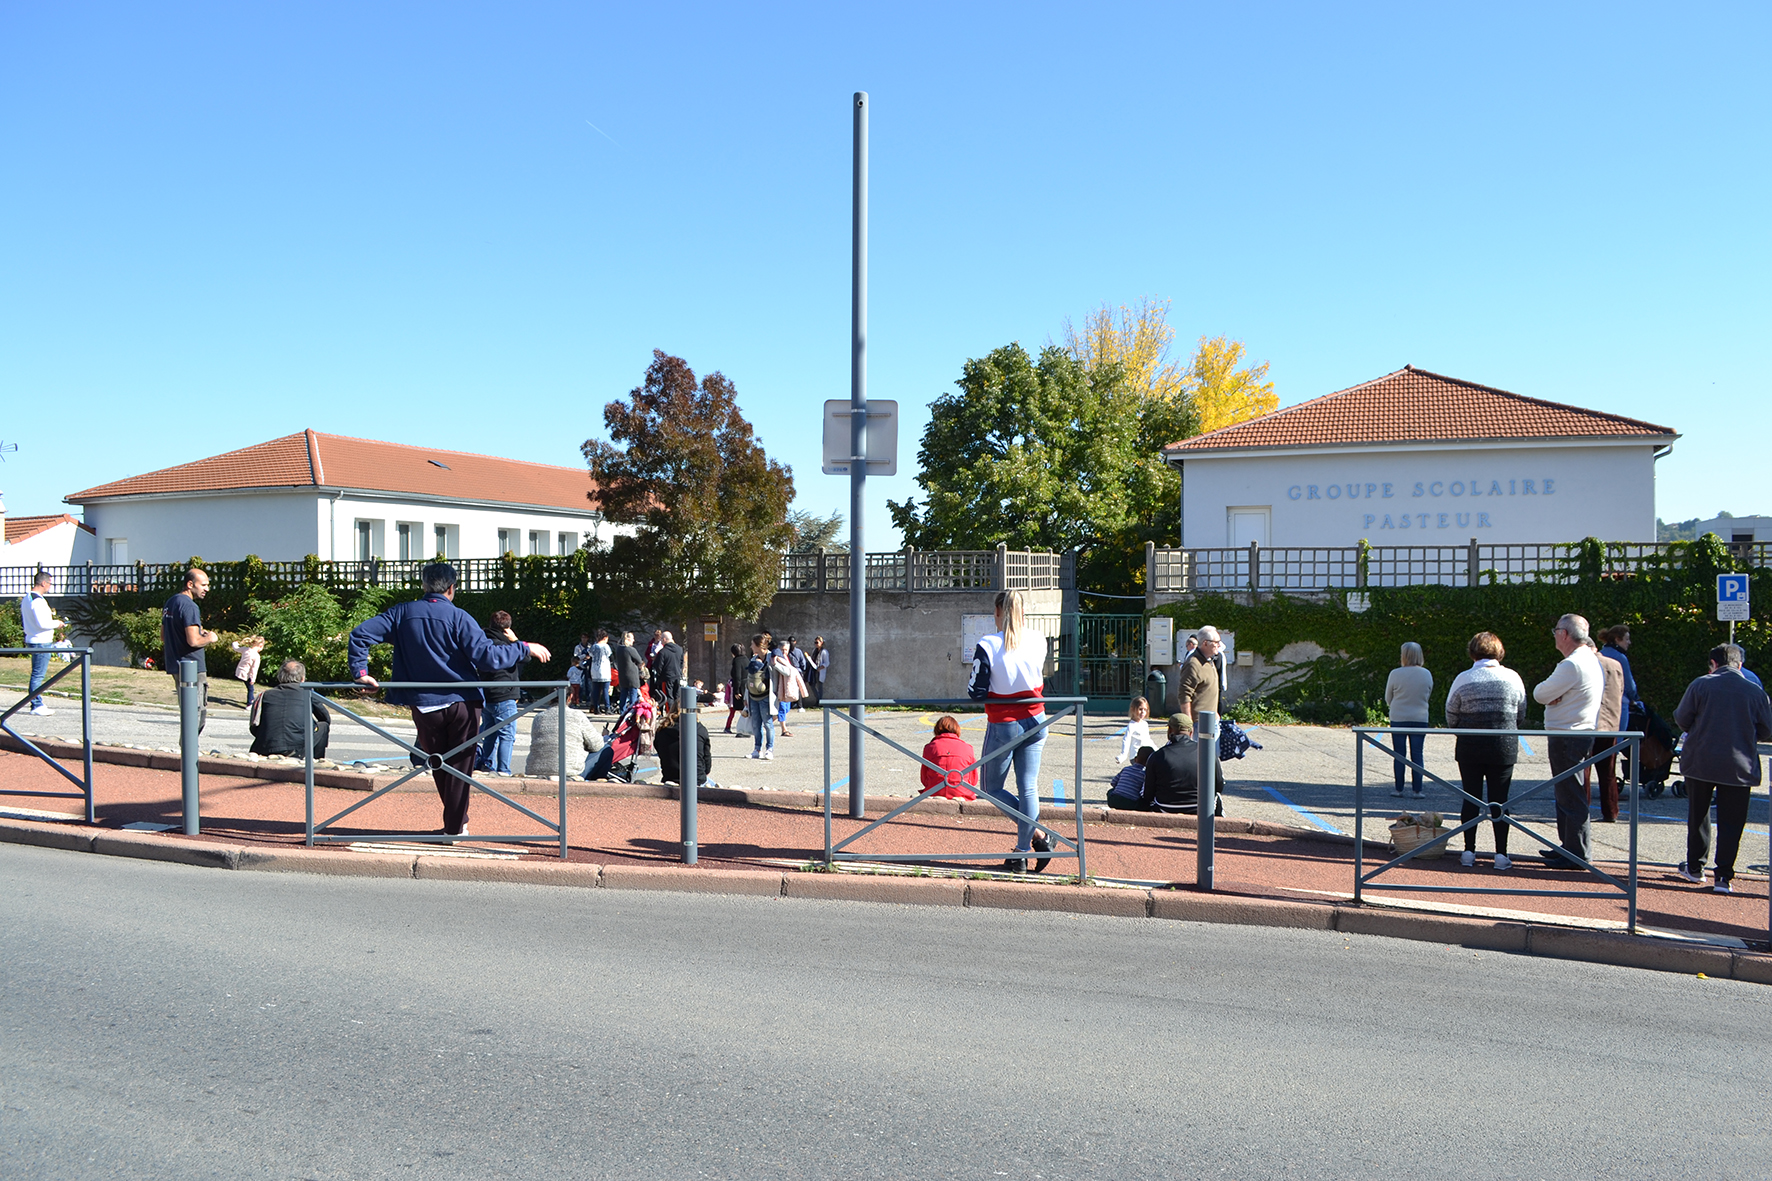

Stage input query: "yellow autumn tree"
[
  {"left": 1061, "top": 296, "right": 1190, "bottom": 404},
  {"left": 1189, "top": 335, "right": 1277, "bottom": 433}
]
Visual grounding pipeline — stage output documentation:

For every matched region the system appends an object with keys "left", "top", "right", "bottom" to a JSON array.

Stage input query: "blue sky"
[{"left": 3, "top": 2, "right": 1765, "bottom": 543}]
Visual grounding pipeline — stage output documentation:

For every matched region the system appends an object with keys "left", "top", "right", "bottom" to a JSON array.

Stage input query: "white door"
[{"left": 1228, "top": 506, "right": 1270, "bottom": 547}]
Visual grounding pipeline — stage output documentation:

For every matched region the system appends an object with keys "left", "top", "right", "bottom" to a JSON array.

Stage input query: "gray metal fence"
[
  {"left": 1353, "top": 726, "right": 1645, "bottom": 932},
  {"left": 299, "top": 680, "right": 572, "bottom": 856},
  {"left": 777, "top": 546, "right": 1061, "bottom": 593},
  {"left": 0, "top": 647, "right": 95, "bottom": 822},
  {"left": 819, "top": 696, "right": 1088, "bottom": 877}
]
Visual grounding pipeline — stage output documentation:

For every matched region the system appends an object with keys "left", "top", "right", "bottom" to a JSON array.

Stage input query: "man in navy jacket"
[{"left": 349, "top": 563, "right": 552, "bottom": 838}]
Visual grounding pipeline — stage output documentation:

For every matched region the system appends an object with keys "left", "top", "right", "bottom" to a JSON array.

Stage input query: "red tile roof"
[
  {"left": 1164, "top": 366, "right": 1678, "bottom": 455},
  {"left": 5, "top": 513, "right": 95, "bottom": 544},
  {"left": 66, "top": 430, "right": 599, "bottom": 514}
]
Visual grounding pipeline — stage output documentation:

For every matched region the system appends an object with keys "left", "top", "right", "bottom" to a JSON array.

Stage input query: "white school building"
[
  {"left": 64, "top": 430, "right": 617, "bottom": 564},
  {"left": 1162, "top": 366, "right": 1679, "bottom": 547}
]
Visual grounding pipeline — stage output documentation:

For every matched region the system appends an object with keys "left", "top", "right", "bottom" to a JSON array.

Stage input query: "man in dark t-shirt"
[{"left": 161, "top": 567, "right": 217, "bottom": 732}]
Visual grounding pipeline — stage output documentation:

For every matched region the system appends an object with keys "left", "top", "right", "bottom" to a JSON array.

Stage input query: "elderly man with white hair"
[
  {"left": 1532, "top": 612, "right": 1603, "bottom": 869},
  {"left": 1175, "top": 625, "right": 1223, "bottom": 726}
]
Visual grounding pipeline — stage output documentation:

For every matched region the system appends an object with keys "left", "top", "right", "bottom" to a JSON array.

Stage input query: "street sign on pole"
[
  {"left": 822, "top": 399, "right": 897, "bottom": 475},
  {"left": 1718, "top": 573, "right": 1750, "bottom": 622}
]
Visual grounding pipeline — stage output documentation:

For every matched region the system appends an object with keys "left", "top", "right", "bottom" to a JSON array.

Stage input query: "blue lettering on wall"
[
  {"left": 1380, "top": 514, "right": 1395, "bottom": 528},
  {"left": 1288, "top": 485, "right": 1302, "bottom": 500},
  {"left": 1478, "top": 512, "right": 1492, "bottom": 527},
  {"left": 1437, "top": 513, "right": 1449, "bottom": 528},
  {"left": 1364, "top": 483, "right": 1377, "bottom": 498},
  {"left": 1543, "top": 478, "right": 1555, "bottom": 494},
  {"left": 1522, "top": 479, "right": 1536, "bottom": 494},
  {"left": 1469, "top": 477, "right": 1482, "bottom": 496},
  {"left": 1307, "top": 485, "right": 1320, "bottom": 500},
  {"left": 1413, "top": 482, "right": 1425, "bottom": 497},
  {"left": 1456, "top": 512, "right": 1470, "bottom": 527},
  {"left": 1363, "top": 513, "right": 1375, "bottom": 528},
  {"left": 1450, "top": 481, "right": 1464, "bottom": 496},
  {"left": 1382, "top": 483, "right": 1394, "bottom": 498},
  {"left": 1490, "top": 480, "right": 1504, "bottom": 495},
  {"left": 1399, "top": 513, "right": 1411, "bottom": 529},
  {"left": 1418, "top": 514, "right": 1430, "bottom": 528},
  {"left": 1510, "top": 480, "right": 1516, "bottom": 495},
  {"left": 1429, "top": 481, "right": 1444, "bottom": 496},
  {"left": 1327, "top": 485, "right": 1341, "bottom": 499}
]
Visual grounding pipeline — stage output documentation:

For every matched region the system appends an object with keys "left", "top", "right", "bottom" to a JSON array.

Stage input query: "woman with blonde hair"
[
  {"left": 1384, "top": 641, "right": 1433, "bottom": 798},
  {"left": 967, "top": 589, "right": 1051, "bottom": 873}
]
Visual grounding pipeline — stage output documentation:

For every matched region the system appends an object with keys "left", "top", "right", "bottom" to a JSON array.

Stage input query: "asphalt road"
[{"left": 4, "top": 843, "right": 1769, "bottom": 1179}]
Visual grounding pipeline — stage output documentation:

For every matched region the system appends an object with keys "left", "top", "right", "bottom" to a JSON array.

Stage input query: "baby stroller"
[
  {"left": 586, "top": 690, "right": 657, "bottom": 783},
  {"left": 1622, "top": 702, "right": 1677, "bottom": 800}
]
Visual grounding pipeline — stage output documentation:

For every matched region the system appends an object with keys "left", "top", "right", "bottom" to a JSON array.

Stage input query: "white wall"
[
  {"left": 318, "top": 494, "right": 613, "bottom": 561},
  {"left": 84, "top": 492, "right": 322, "bottom": 564},
  {"left": 78, "top": 490, "right": 617, "bottom": 563},
  {"left": 1180, "top": 442, "right": 1661, "bottom": 546}
]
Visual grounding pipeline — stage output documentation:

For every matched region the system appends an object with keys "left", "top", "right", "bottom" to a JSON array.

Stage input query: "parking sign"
[{"left": 1717, "top": 573, "right": 1750, "bottom": 622}]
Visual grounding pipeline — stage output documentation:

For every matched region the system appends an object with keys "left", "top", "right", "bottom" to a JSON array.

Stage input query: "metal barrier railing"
[
  {"left": 299, "top": 681, "right": 572, "bottom": 856},
  {"left": 819, "top": 697, "right": 1088, "bottom": 878},
  {"left": 1, "top": 646, "right": 95, "bottom": 822},
  {"left": 1353, "top": 726, "right": 1643, "bottom": 932}
]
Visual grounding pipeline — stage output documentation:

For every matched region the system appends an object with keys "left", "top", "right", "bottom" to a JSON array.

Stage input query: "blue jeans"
[
  {"left": 27, "top": 643, "right": 52, "bottom": 709},
  {"left": 476, "top": 699, "right": 519, "bottom": 774},
  {"left": 588, "top": 679, "right": 610, "bottom": 713},
  {"left": 616, "top": 685, "right": 639, "bottom": 717},
  {"left": 748, "top": 698, "right": 775, "bottom": 754},
  {"left": 1392, "top": 729, "right": 1425, "bottom": 793},
  {"left": 982, "top": 715, "right": 1046, "bottom": 850}
]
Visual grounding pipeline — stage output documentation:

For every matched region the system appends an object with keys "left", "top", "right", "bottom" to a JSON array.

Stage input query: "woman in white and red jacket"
[{"left": 968, "top": 589, "right": 1051, "bottom": 872}]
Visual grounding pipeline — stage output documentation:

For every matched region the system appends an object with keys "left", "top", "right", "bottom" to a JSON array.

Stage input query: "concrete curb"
[{"left": 2, "top": 816, "right": 1765, "bottom": 985}]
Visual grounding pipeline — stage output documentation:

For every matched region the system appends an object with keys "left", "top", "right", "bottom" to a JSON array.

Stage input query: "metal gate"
[{"left": 1050, "top": 613, "right": 1143, "bottom": 715}]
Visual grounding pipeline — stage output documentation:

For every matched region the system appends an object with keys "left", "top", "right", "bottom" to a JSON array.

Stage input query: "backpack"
[{"left": 746, "top": 661, "right": 770, "bottom": 701}]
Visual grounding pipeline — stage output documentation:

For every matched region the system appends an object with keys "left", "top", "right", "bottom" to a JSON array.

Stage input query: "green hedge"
[{"left": 1153, "top": 536, "right": 1766, "bottom": 726}]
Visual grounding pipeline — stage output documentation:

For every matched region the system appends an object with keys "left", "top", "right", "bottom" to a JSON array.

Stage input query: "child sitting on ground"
[
  {"left": 920, "top": 715, "right": 978, "bottom": 800},
  {"left": 1106, "top": 746, "right": 1155, "bottom": 810},
  {"left": 1117, "top": 696, "right": 1153, "bottom": 765}
]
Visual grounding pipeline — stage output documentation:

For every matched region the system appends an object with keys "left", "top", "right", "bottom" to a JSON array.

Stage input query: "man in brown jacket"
[
  {"left": 1175, "top": 625, "right": 1223, "bottom": 724},
  {"left": 1586, "top": 639, "right": 1626, "bottom": 822}
]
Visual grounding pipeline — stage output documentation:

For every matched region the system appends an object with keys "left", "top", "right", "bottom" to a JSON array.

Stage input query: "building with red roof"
[
  {"left": 63, "top": 430, "right": 612, "bottom": 564},
  {"left": 1160, "top": 366, "right": 1678, "bottom": 546},
  {"left": 0, "top": 502, "right": 98, "bottom": 568}
]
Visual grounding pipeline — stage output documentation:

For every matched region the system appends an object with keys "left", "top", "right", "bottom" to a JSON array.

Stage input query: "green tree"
[
  {"left": 583, "top": 350, "right": 795, "bottom": 621},
  {"left": 788, "top": 509, "right": 847, "bottom": 552},
  {"left": 887, "top": 343, "right": 1155, "bottom": 556}
]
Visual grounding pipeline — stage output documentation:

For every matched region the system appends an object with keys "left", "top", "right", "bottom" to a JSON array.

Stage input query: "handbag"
[{"left": 734, "top": 712, "right": 754, "bottom": 737}]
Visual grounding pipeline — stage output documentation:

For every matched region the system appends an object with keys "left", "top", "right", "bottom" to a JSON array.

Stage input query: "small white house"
[
  {"left": 1163, "top": 366, "right": 1679, "bottom": 546},
  {"left": 1, "top": 505, "right": 99, "bottom": 568},
  {"left": 1688, "top": 516, "right": 1772, "bottom": 545},
  {"left": 64, "top": 430, "right": 617, "bottom": 564}
]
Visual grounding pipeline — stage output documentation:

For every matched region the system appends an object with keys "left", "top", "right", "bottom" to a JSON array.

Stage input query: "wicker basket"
[{"left": 1389, "top": 818, "right": 1445, "bottom": 859}]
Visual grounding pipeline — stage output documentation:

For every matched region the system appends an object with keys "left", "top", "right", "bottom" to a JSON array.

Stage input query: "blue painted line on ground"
[{"left": 1257, "top": 784, "right": 1343, "bottom": 835}]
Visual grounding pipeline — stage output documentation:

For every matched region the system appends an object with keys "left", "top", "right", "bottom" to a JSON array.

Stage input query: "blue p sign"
[{"left": 1719, "top": 574, "right": 1749, "bottom": 603}]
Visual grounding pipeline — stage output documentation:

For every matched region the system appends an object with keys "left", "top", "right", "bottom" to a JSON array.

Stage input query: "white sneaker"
[
  {"left": 1675, "top": 861, "right": 1704, "bottom": 884},
  {"left": 29, "top": 704, "right": 53, "bottom": 716},
  {"left": 748, "top": 751, "right": 762, "bottom": 760},
  {"left": 1494, "top": 854, "right": 1512, "bottom": 871},
  {"left": 763, "top": 750, "right": 775, "bottom": 760},
  {"left": 1460, "top": 850, "right": 1476, "bottom": 867}
]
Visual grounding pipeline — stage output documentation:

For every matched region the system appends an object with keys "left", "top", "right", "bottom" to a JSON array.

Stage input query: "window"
[
  {"left": 106, "top": 538, "right": 128, "bottom": 564},
  {"left": 558, "top": 531, "right": 578, "bottom": 555},
  {"left": 529, "top": 530, "right": 549, "bottom": 556},
  {"left": 357, "top": 521, "right": 373, "bottom": 561},
  {"left": 396, "top": 522, "right": 422, "bottom": 561},
  {"left": 433, "top": 524, "right": 459, "bottom": 559},
  {"left": 497, "top": 528, "right": 516, "bottom": 556}
]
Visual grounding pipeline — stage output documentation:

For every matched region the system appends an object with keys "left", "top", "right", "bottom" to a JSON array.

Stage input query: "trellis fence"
[{"left": 1150, "top": 539, "right": 1772, "bottom": 595}]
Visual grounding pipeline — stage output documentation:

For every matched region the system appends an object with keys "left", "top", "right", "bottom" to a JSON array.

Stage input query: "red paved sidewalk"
[{"left": 3, "top": 749, "right": 1766, "bottom": 950}]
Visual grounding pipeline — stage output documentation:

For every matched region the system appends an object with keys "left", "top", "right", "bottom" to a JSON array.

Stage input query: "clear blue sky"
[{"left": 3, "top": 2, "right": 1765, "bottom": 544}]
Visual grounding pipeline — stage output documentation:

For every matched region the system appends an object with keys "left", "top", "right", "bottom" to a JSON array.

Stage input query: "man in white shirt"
[
  {"left": 1532, "top": 613, "right": 1603, "bottom": 869},
  {"left": 19, "top": 571, "right": 61, "bottom": 716}
]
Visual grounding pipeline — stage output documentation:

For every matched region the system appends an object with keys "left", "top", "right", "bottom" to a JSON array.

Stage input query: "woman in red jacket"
[{"left": 920, "top": 715, "right": 978, "bottom": 800}]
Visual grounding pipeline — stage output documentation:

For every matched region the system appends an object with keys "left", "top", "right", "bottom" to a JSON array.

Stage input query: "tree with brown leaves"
[{"left": 583, "top": 351, "right": 794, "bottom": 622}]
